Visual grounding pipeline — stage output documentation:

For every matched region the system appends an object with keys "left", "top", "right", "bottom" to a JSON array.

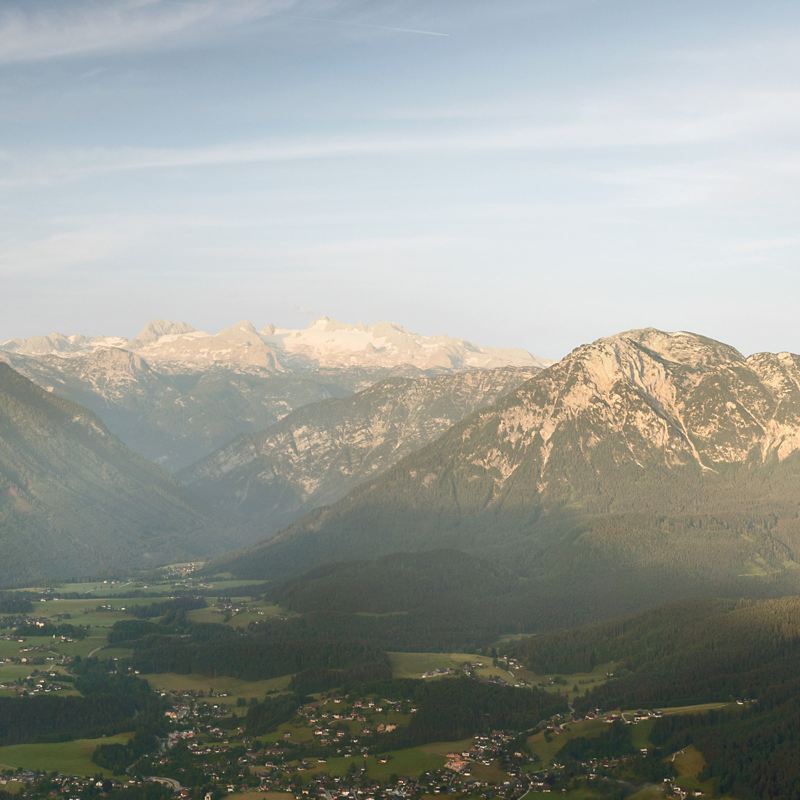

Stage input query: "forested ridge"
[{"left": 509, "top": 596, "right": 800, "bottom": 799}]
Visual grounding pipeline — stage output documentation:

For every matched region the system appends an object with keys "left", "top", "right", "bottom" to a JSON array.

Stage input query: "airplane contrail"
[{"left": 292, "top": 15, "right": 450, "bottom": 38}]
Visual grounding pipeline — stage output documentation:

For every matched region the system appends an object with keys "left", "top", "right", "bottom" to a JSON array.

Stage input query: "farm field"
[
  {"left": 388, "top": 651, "right": 484, "bottom": 678},
  {"left": 672, "top": 744, "right": 716, "bottom": 795},
  {"left": 0, "top": 570, "right": 276, "bottom": 706},
  {"left": 299, "top": 738, "right": 476, "bottom": 782},
  {"left": 186, "top": 598, "right": 285, "bottom": 628},
  {"left": 528, "top": 718, "right": 609, "bottom": 767},
  {"left": 144, "top": 671, "right": 292, "bottom": 704},
  {"left": 0, "top": 734, "right": 132, "bottom": 777}
]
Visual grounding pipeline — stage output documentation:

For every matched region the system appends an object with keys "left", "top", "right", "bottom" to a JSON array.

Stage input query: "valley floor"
[{"left": 0, "top": 567, "right": 740, "bottom": 800}]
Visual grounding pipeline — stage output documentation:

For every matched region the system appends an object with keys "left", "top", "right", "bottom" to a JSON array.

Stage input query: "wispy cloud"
[
  {"left": 0, "top": 0, "right": 295, "bottom": 64},
  {"left": 732, "top": 236, "right": 800, "bottom": 255},
  {"left": 0, "top": 228, "right": 133, "bottom": 276},
  {"left": 290, "top": 15, "right": 449, "bottom": 37},
  {"left": 3, "top": 86, "right": 798, "bottom": 188}
]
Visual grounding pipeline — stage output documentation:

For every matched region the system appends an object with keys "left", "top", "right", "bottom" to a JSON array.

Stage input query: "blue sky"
[{"left": 2, "top": 0, "right": 800, "bottom": 359}]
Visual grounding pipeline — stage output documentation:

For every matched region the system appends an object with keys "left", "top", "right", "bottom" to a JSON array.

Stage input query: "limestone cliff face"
[{"left": 438, "top": 329, "right": 800, "bottom": 501}]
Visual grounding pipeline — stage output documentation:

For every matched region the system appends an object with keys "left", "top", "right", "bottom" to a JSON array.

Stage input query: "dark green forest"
[
  {"left": 0, "top": 661, "right": 161, "bottom": 745},
  {"left": 508, "top": 595, "right": 800, "bottom": 799}
]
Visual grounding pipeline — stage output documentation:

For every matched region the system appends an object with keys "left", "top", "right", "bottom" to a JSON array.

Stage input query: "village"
[
  {"left": 0, "top": 666, "right": 715, "bottom": 800},
  {"left": 0, "top": 577, "right": 726, "bottom": 800}
]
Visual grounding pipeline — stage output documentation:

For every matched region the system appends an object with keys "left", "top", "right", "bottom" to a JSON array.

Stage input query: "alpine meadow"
[{"left": 3, "top": 2, "right": 800, "bottom": 800}]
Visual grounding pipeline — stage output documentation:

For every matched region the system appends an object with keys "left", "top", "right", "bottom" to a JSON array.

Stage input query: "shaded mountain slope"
[{"left": 0, "top": 364, "right": 213, "bottom": 585}]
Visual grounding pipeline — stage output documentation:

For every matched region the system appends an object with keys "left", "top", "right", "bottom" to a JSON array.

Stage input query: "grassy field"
[
  {"left": 226, "top": 603, "right": 284, "bottom": 628},
  {"left": 195, "top": 579, "right": 268, "bottom": 592},
  {"left": 529, "top": 662, "right": 617, "bottom": 702},
  {"left": 652, "top": 702, "right": 731, "bottom": 716},
  {"left": 0, "top": 733, "right": 131, "bottom": 777},
  {"left": 631, "top": 719, "right": 655, "bottom": 750},
  {"left": 388, "top": 652, "right": 483, "bottom": 678},
  {"left": 672, "top": 744, "right": 716, "bottom": 795},
  {"left": 186, "top": 600, "right": 284, "bottom": 628},
  {"left": 626, "top": 788, "right": 667, "bottom": 799},
  {"left": 300, "top": 738, "right": 475, "bottom": 782},
  {"left": 42, "top": 580, "right": 146, "bottom": 596},
  {"left": 528, "top": 718, "right": 609, "bottom": 767},
  {"left": 261, "top": 722, "right": 315, "bottom": 745},
  {"left": 143, "top": 672, "right": 292, "bottom": 703}
]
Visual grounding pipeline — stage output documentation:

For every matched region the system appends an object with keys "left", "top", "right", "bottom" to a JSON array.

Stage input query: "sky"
[{"left": 2, "top": 0, "right": 800, "bottom": 360}]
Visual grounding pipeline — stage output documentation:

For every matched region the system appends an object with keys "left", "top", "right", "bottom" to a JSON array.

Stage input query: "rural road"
[{"left": 145, "top": 776, "right": 183, "bottom": 791}]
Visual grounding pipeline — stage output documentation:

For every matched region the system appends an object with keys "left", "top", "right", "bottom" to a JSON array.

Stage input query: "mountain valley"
[{"left": 3, "top": 322, "right": 800, "bottom": 800}]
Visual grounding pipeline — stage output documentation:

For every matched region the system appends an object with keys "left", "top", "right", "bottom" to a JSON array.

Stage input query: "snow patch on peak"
[
  {"left": 2, "top": 317, "right": 546, "bottom": 373},
  {"left": 262, "top": 318, "right": 545, "bottom": 370}
]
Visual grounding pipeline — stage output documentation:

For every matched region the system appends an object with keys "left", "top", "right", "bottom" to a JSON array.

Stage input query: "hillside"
[
  {"left": 217, "top": 329, "right": 800, "bottom": 622},
  {"left": 181, "top": 366, "right": 538, "bottom": 538},
  {"left": 0, "top": 364, "right": 213, "bottom": 585}
]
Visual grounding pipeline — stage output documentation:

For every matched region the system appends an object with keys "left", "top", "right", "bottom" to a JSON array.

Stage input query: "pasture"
[{"left": 0, "top": 733, "right": 132, "bottom": 777}]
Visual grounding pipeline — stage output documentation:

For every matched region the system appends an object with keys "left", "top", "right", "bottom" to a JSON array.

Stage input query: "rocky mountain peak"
[
  {"left": 132, "top": 319, "right": 196, "bottom": 345},
  {"left": 613, "top": 328, "right": 745, "bottom": 367}
]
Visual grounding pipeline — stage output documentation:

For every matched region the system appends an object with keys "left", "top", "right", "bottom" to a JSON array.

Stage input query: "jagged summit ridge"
[
  {"left": 1, "top": 317, "right": 546, "bottom": 372},
  {"left": 260, "top": 316, "right": 545, "bottom": 370}
]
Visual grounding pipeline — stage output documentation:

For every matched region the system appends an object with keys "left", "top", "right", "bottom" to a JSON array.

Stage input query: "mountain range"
[
  {"left": 6, "top": 320, "right": 800, "bottom": 624},
  {"left": 1, "top": 318, "right": 544, "bottom": 469},
  {"left": 1, "top": 317, "right": 544, "bottom": 372},
  {"left": 216, "top": 328, "right": 800, "bottom": 624}
]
